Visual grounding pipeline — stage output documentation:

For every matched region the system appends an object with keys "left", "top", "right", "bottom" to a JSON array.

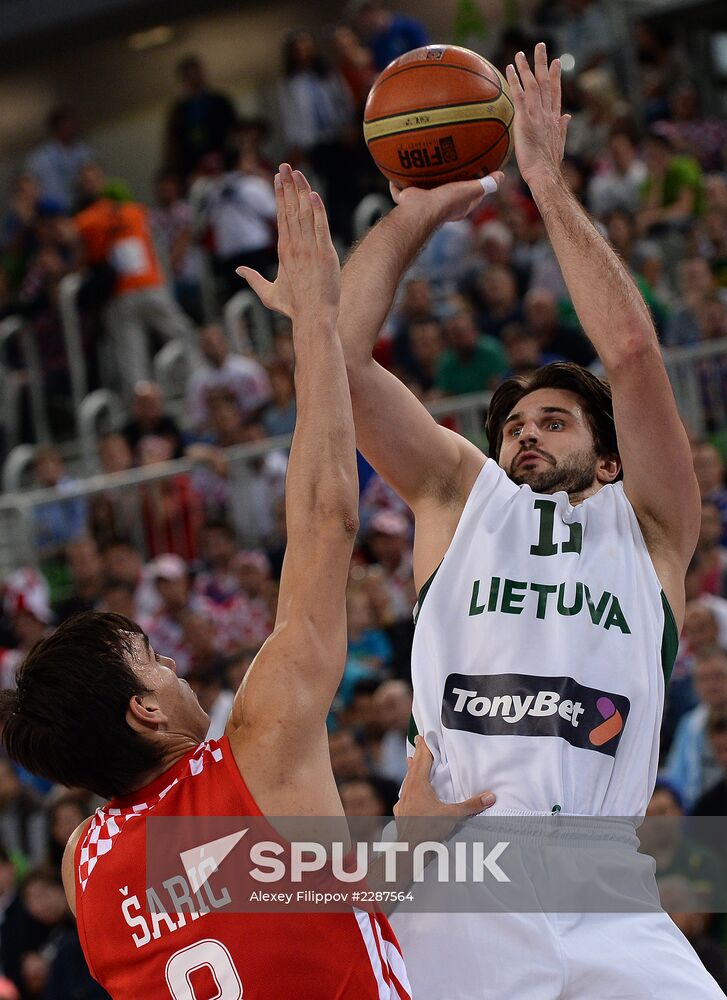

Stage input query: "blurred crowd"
[{"left": 1, "top": 0, "right": 727, "bottom": 996}]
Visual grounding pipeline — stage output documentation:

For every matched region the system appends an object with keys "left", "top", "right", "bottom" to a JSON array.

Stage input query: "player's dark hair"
[
  {"left": 0, "top": 612, "right": 165, "bottom": 800},
  {"left": 485, "top": 361, "right": 621, "bottom": 475}
]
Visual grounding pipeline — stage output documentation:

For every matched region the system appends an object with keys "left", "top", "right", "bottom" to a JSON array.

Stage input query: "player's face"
[
  {"left": 499, "top": 388, "right": 617, "bottom": 498},
  {"left": 129, "top": 636, "right": 209, "bottom": 741}
]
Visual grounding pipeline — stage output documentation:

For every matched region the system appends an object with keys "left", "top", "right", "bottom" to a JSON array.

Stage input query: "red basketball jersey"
[{"left": 75, "top": 738, "right": 411, "bottom": 999}]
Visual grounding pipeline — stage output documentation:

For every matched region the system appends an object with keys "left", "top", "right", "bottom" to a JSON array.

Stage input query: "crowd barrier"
[{"left": 0, "top": 393, "right": 492, "bottom": 577}]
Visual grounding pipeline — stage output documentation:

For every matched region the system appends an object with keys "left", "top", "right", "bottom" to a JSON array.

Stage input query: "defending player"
[
  {"left": 340, "top": 44, "right": 724, "bottom": 999},
  {"left": 0, "top": 168, "right": 463, "bottom": 999}
]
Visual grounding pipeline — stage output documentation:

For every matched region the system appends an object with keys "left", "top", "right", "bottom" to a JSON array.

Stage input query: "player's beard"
[{"left": 509, "top": 446, "right": 599, "bottom": 496}]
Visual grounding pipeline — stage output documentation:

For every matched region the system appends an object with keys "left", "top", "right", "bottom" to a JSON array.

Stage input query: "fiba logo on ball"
[{"left": 398, "top": 137, "right": 459, "bottom": 171}]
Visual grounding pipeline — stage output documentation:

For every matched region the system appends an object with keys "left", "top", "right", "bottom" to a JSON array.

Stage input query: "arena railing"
[{"left": 0, "top": 392, "right": 492, "bottom": 576}]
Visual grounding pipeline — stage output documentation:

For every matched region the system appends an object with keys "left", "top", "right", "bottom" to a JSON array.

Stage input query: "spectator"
[
  {"left": 637, "top": 131, "right": 704, "bottom": 236},
  {"left": 339, "top": 778, "right": 387, "bottom": 817},
  {"left": 634, "top": 22, "right": 687, "bottom": 123},
  {"left": 186, "top": 668, "right": 234, "bottom": 741},
  {"left": 180, "top": 612, "right": 227, "bottom": 677},
  {"left": 697, "top": 501, "right": 727, "bottom": 598},
  {"left": 390, "top": 278, "right": 435, "bottom": 369},
  {"left": 365, "top": 511, "right": 413, "bottom": 621},
  {"left": 502, "top": 323, "right": 564, "bottom": 377},
  {"left": 149, "top": 169, "right": 203, "bottom": 322},
  {"left": 664, "top": 258, "right": 727, "bottom": 348},
  {"left": 194, "top": 148, "right": 277, "bottom": 305},
  {"left": 24, "top": 107, "right": 95, "bottom": 211},
  {"left": 693, "top": 712, "right": 727, "bottom": 817},
  {"left": 350, "top": 0, "right": 430, "bottom": 71},
  {"left": 143, "top": 554, "right": 216, "bottom": 676},
  {"left": 186, "top": 324, "right": 271, "bottom": 432},
  {"left": 658, "top": 878, "right": 727, "bottom": 993},
  {"left": 53, "top": 537, "right": 104, "bottom": 621},
  {"left": 0, "top": 762, "right": 46, "bottom": 870},
  {"left": 45, "top": 795, "right": 90, "bottom": 868},
  {"left": 44, "top": 926, "right": 110, "bottom": 999},
  {"left": 371, "top": 678, "right": 412, "bottom": 784},
  {"left": 643, "top": 782, "right": 722, "bottom": 911},
  {"left": 96, "top": 579, "right": 137, "bottom": 621},
  {"left": 122, "top": 381, "right": 182, "bottom": 463},
  {"left": 565, "top": 69, "right": 621, "bottom": 166},
  {"left": 277, "top": 30, "right": 357, "bottom": 241},
  {"left": 434, "top": 296, "right": 508, "bottom": 396},
  {"left": 346, "top": 584, "right": 393, "bottom": 670},
  {"left": 0, "top": 868, "right": 70, "bottom": 991},
  {"left": 262, "top": 363, "right": 296, "bottom": 438},
  {"left": 89, "top": 434, "right": 136, "bottom": 545},
  {"left": 328, "top": 728, "right": 371, "bottom": 783},
  {"left": 194, "top": 519, "right": 240, "bottom": 606},
  {"left": 164, "top": 55, "right": 237, "bottom": 182},
  {"left": 685, "top": 563, "right": 727, "bottom": 646},
  {"left": 31, "top": 447, "right": 87, "bottom": 558},
  {"left": 470, "top": 264, "right": 522, "bottom": 340},
  {"left": 692, "top": 443, "right": 727, "bottom": 545},
  {"left": 74, "top": 164, "right": 193, "bottom": 398},
  {"left": 663, "top": 646, "right": 727, "bottom": 811},
  {"left": 224, "top": 550, "right": 275, "bottom": 651},
  {"left": 331, "top": 24, "right": 377, "bottom": 111},
  {"left": 588, "top": 129, "right": 648, "bottom": 217},
  {"left": 0, "top": 570, "right": 52, "bottom": 691},
  {"left": 696, "top": 208, "right": 727, "bottom": 289},
  {"left": 398, "top": 320, "right": 445, "bottom": 400},
  {"left": 657, "top": 83, "right": 727, "bottom": 173},
  {"left": 555, "top": 0, "right": 616, "bottom": 74},
  {"left": 97, "top": 537, "right": 159, "bottom": 618},
  {"left": 1, "top": 173, "right": 41, "bottom": 287},
  {"left": 522, "top": 288, "right": 597, "bottom": 367},
  {"left": 139, "top": 443, "right": 202, "bottom": 562}
]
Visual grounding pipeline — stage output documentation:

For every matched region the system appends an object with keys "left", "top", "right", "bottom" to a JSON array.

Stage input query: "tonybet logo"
[{"left": 442, "top": 673, "right": 629, "bottom": 756}]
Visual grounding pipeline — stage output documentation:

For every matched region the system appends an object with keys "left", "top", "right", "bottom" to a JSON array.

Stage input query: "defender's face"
[
  {"left": 498, "top": 388, "right": 614, "bottom": 497},
  {"left": 129, "top": 635, "right": 209, "bottom": 741}
]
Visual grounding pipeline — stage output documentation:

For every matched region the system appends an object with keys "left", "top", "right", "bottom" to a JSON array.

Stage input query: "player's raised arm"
[
  {"left": 225, "top": 166, "right": 358, "bottom": 807},
  {"left": 340, "top": 177, "right": 501, "bottom": 511},
  {"left": 506, "top": 45, "right": 700, "bottom": 612}
]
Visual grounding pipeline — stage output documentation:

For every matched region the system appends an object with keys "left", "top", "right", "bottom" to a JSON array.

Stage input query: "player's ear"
[
  {"left": 596, "top": 453, "right": 621, "bottom": 484},
  {"left": 126, "top": 694, "right": 168, "bottom": 734}
]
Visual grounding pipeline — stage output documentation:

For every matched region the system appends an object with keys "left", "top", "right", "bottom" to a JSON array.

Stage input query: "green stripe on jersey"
[
  {"left": 661, "top": 590, "right": 679, "bottom": 684},
  {"left": 413, "top": 563, "right": 441, "bottom": 625}
]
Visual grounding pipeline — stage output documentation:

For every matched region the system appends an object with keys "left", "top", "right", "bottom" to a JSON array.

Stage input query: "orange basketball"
[{"left": 363, "top": 45, "right": 514, "bottom": 190}]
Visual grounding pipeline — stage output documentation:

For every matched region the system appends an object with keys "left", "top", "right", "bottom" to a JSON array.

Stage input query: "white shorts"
[{"left": 390, "top": 816, "right": 724, "bottom": 999}]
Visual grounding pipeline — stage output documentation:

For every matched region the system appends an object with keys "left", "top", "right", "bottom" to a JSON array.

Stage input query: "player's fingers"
[
  {"left": 448, "top": 791, "right": 497, "bottom": 817},
  {"left": 549, "top": 56, "right": 562, "bottom": 116},
  {"left": 559, "top": 114, "right": 571, "bottom": 154},
  {"left": 310, "top": 191, "right": 335, "bottom": 253},
  {"left": 514, "top": 50, "right": 540, "bottom": 115},
  {"left": 279, "top": 162, "right": 302, "bottom": 245},
  {"left": 534, "top": 41, "right": 551, "bottom": 113},
  {"left": 235, "top": 267, "right": 275, "bottom": 307},
  {"left": 505, "top": 63, "right": 525, "bottom": 109},
  {"left": 409, "top": 735, "right": 434, "bottom": 777},
  {"left": 293, "top": 169, "right": 315, "bottom": 244},
  {"left": 273, "top": 173, "right": 289, "bottom": 250}
]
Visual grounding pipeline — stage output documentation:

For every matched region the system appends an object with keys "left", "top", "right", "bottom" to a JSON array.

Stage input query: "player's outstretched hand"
[
  {"left": 505, "top": 43, "right": 570, "bottom": 189},
  {"left": 394, "top": 736, "right": 495, "bottom": 835},
  {"left": 389, "top": 170, "right": 505, "bottom": 225},
  {"left": 236, "top": 162, "right": 340, "bottom": 323}
]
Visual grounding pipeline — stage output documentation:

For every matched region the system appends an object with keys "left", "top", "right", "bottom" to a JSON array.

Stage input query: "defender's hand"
[
  {"left": 389, "top": 171, "right": 505, "bottom": 225},
  {"left": 505, "top": 43, "right": 570, "bottom": 189},
  {"left": 394, "top": 736, "right": 495, "bottom": 835},
  {"left": 237, "top": 162, "right": 340, "bottom": 322}
]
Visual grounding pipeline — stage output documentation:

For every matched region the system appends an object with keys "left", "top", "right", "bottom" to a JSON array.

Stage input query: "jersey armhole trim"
[
  {"left": 413, "top": 562, "right": 441, "bottom": 625},
  {"left": 661, "top": 590, "right": 679, "bottom": 685}
]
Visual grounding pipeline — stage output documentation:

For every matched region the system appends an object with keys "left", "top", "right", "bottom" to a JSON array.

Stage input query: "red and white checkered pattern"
[{"left": 77, "top": 741, "right": 223, "bottom": 893}]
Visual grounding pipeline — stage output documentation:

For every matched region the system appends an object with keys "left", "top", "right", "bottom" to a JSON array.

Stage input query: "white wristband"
[{"left": 479, "top": 175, "right": 499, "bottom": 195}]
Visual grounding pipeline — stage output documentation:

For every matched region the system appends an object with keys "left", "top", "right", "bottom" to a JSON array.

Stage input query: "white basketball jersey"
[{"left": 410, "top": 459, "right": 678, "bottom": 817}]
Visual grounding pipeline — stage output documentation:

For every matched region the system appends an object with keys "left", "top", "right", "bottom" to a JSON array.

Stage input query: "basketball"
[{"left": 363, "top": 45, "right": 514, "bottom": 190}]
